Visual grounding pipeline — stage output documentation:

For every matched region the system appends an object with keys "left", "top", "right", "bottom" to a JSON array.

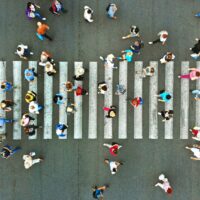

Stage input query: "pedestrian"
[
  {"left": 148, "top": 30, "right": 168, "bottom": 45},
  {"left": 20, "top": 113, "right": 35, "bottom": 127},
  {"left": 45, "top": 62, "right": 57, "bottom": 76},
  {"left": 103, "top": 142, "right": 122, "bottom": 156},
  {"left": 185, "top": 145, "right": 200, "bottom": 160},
  {"left": 24, "top": 67, "right": 38, "bottom": 83},
  {"left": 92, "top": 185, "right": 109, "bottom": 200},
  {"left": 25, "top": 90, "right": 37, "bottom": 103},
  {"left": 0, "top": 81, "right": 13, "bottom": 92},
  {"left": 122, "top": 25, "right": 140, "bottom": 39},
  {"left": 117, "top": 49, "right": 134, "bottom": 62},
  {"left": 66, "top": 101, "right": 76, "bottom": 115},
  {"left": 63, "top": 81, "right": 77, "bottom": 92},
  {"left": 39, "top": 51, "right": 55, "bottom": 66},
  {"left": 75, "top": 86, "right": 88, "bottom": 96},
  {"left": 73, "top": 65, "right": 86, "bottom": 81},
  {"left": 115, "top": 84, "right": 126, "bottom": 95},
  {"left": 129, "top": 97, "right": 143, "bottom": 108},
  {"left": 99, "top": 54, "right": 117, "bottom": 69},
  {"left": 189, "top": 38, "right": 200, "bottom": 60},
  {"left": 178, "top": 68, "right": 200, "bottom": 81},
  {"left": 158, "top": 110, "right": 174, "bottom": 122},
  {"left": 53, "top": 93, "right": 65, "bottom": 105},
  {"left": 56, "top": 123, "right": 68, "bottom": 138},
  {"left": 103, "top": 106, "right": 117, "bottom": 118},
  {"left": 155, "top": 174, "right": 173, "bottom": 195},
  {"left": 98, "top": 82, "right": 108, "bottom": 94},
  {"left": 104, "top": 159, "right": 123, "bottom": 175},
  {"left": 160, "top": 52, "right": 175, "bottom": 64},
  {"left": 135, "top": 65, "right": 155, "bottom": 78},
  {"left": 29, "top": 101, "right": 44, "bottom": 114},
  {"left": 189, "top": 126, "right": 200, "bottom": 141},
  {"left": 155, "top": 90, "right": 172, "bottom": 103},
  {"left": 0, "top": 100, "right": 15, "bottom": 112},
  {"left": 36, "top": 22, "right": 53, "bottom": 41},
  {"left": 130, "top": 40, "right": 144, "bottom": 55},
  {"left": 84, "top": 6, "right": 94, "bottom": 23},
  {"left": 191, "top": 89, "right": 200, "bottom": 100},
  {"left": 15, "top": 44, "right": 33, "bottom": 60},
  {"left": 0, "top": 117, "right": 15, "bottom": 128},
  {"left": 106, "top": 3, "right": 117, "bottom": 19},
  {"left": 23, "top": 152, "right": 43, "bottom": 169},
  {"left": 0, "top": 145, "right": 21, "bottom": 159},
  {"left": 24, "top": 125, "right": 42, "bottom": 136},
  {"left": 26, "top": 2, "right": 46, "bottom": 21},
  {"left": 49, "top": 0, "right": 67, "bottom": 15}
]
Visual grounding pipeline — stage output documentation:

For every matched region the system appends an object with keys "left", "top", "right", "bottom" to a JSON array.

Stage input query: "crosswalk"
[{"left": 0, "top": 60, "right": 198, "bottom": 140}]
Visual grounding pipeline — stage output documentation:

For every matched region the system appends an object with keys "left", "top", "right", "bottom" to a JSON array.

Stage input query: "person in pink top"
[
  {"left": 178, "top": 68, "right": 200, "bottom": 80},
  {"left": 103, "top": 142, "right": 122, "bottom": 156}
]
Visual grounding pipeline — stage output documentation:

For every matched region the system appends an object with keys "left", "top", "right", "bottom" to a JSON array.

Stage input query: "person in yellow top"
[{"left": 25, "top": 91, "right": 37, "bottom": 103}]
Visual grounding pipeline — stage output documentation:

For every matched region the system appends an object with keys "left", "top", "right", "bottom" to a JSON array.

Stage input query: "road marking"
[
  {"left": 13, "top": 61, "right": 22, "bottom": 140},
  {"left": 0, "top": 61, "right": 6, "bottom": 134},
  {"left": 165, "top": 61, "right": 174, "bottom": 139},
  {"left": 44, "top": 67, "right": 53, "bottom": 139},
  {"left": 118, "top": 61, "right": 127, "bottom": 139},
  {"left": 59, "top": 62, "right": 68, "bottom": 139},
  {"left": 74, "top": 62, "right": 83, "bottom": 139},
  {"left": 104, "top": 66, "right": 113, "bottom": 139},
  {"left": 134, "top": 61, "right": 143, "bottom": 139},
  {"left": 28, "top": 61, "right": 38, "bottom": 139},
  {"left": 180, "top": 61, "right": 189, "bottom": 139},
  {"left": 88, "top": 62, "right": 97, "bottom": 139},
  {"left": 196, "top": 62, "right": 200, "bottom": 127},
  {"left": 149, "top": 61, "right": 158, "bottom": 139}
]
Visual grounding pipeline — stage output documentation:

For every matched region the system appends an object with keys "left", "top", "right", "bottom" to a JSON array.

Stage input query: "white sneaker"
[
  {"left": 148, "top": 42, "right": 153, "bottom": 44},
  {"left": 99, "top": 56, "right": 104, "bottom": 61},
  {"left": 189, "top": 48, "right": 192, "bottom": 50},
  {"left": 42, "top": 18, "right": 46, "bottom": 21},
  {"left": 195, "top": 38, "right": 199, "bottom": 41},
  {"left": 30, "top": 52, "right": 34, "bottom": 55},
  {"left": 122, "top": 36, "right": 126, "bottom": 39}
]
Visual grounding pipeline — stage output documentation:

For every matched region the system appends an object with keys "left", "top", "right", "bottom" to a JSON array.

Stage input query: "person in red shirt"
[
  {"left": 103, "top": 142, "right": 122, "bottom": 156},
  {"left": 37, "top": 22, "right": 52, "bottom": 41},
  {"left": 130, "top": 97, "right": 143, "bottom": 108},
  {"left": 75, "top": 86, "right": 88, "bottom": 96}
]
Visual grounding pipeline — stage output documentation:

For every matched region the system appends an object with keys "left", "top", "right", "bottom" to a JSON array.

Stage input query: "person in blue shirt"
[
  {"left": 155, "top": 90, "right": 172, "bottom": 103},
  {"left": 1, "top": 81, "right": 13, "bottom": 92},
  {"left": 53, "top": 93, "right": 65, "bottom": 105},
  {"left": 24, "top": 68, "right": 38, "bottom": 82},
  {"left": 92, "top": 185, "right": 109, "bottom": 199},
  {"left": 106, "top": 3, "right": 117, "bottom": 19},
  {"left": 117, "top": 49, "right": 134, "bottom": 62},
  {"left": 0, "top": 145, "right": 21, "bottom": 159},
  {"left": 56, "top": 123, "right": 68, "bottom": 138}
]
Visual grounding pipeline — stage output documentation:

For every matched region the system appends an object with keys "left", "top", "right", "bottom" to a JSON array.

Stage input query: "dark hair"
[
  {"left": 17, "top": 47, "right": 21, "bottom": 52},
  {"left": 27, "top": 2, "right": 32, "bottom": 9},
  {"left": 196, "top": 72, "right": 200, "bottom": 77},
  {"left": 166, "top": 95, "right": 171, "bottom": 100},
  {"left": 87, "top": 9, "right": 92, "bottom": 14},
  {"left": 1, "top": 84, "right": 5, "bottom": 89},
  {"left": 113, "top": 168, "right": 117, "bottom": 172},
  {"left": 102, "top": 85, "right": 107, "bottom": 91},
  {"left": 150, "top": 68, "right": 155, "bottom": 73},
  {"left": 135, "top": 27, "right": 139, "bottom": 33}
]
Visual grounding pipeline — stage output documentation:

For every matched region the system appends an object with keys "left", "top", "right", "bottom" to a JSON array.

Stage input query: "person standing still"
[{"left": 37, "top": 22, "right": 53, "bottom": 41}]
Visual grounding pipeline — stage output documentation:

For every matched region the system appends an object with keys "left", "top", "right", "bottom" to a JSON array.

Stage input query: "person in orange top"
[{"left": 37, "top": 22, "right": 52, "bottom": 41}]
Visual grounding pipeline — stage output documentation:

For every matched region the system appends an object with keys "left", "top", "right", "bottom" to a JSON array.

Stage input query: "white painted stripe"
[
  {"left": 180, "top": 62, "right": 189, "bottom": 139},
  {"left": 0, "top": 61, "right": 6, "bottom": 134},
  {"left": 104, "top": 66, "right": 113, "bottom": 139},
  {"left": 134, "top": 61, "right": 143, "bottom": 139},
  {"left": 118, "top": 61, "right": 127, "bottom": 139},
  {"left": 196, "top": 62, "right": 200, "bottom": 127},
  {"left": 13, "top": 61, "right": 22, "bottom": 140},
  {"left": 44, "top": 69, "right": 53, "bottom": 139},
  {"left": 149, "top": 61, "right": 158, "bottom": 139},
  {"left": 165, "top": 61, "right": 174, "bottom": 139},
  {"left": 74, "top": 62, "right": 83, "bottom": 139},
  {"left": 28, "top": 61, "right": 38, "bottom": 139},
  {"left": 59, "top": 62, "right": 68, "bottom": 139},
  {"left": 88, "top": 62, "right": 97, "bottom": 139}
]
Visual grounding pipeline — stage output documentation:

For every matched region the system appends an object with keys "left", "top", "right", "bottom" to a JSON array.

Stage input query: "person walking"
[
  {"left": 15, "top": 44, "right": 33, "bottom": 60},
  {"left": 53, "top": 93, "right": 65, "bottom": 105},
  {"left": 73, "top": 65, "right": 86, "bottom": 80},
  {"left": 0, "top": 81, "right": 13, "bottom": 92},
  {"left": 84, "top": 6, "right": 94, "bottom": 22},
  {"left": 106, "top": 3, "right": 117, "bottom": 19},
  {"left": 29, "top": 101, "right": 44, "bottom": 114},
  {"left": 160, "top": 52, "right": 175, "bottom": 64},
  {"left": 185, "top": 145, "right": 200, "bottom": 160},
  {"left": 24, "top": 67, "right": 38, "bottom": 83},
  {"left": 39, "top": 51, "right": 55, "bottom": 66},
  {"left": 0, "top": 145, "right": 21, "bottom": 159},
  {"left": 148, "top": 30, "right": 168, "bottom": 45},
  {"left": 117, "top": 49, "right": 134, "bottom": 62},
  {"left": 191, "top": 89, "right": 200, "bottom": 100},
  {"left": 158, "top": 110, "right": 174, "bottom": 122},
  {"left": 103, "top": 142, "right": 122, "bottom": 156},
  {"left": 103, "top": 106, "right": 117, "bottom": 118},
  {"left": 122, "top": 25, "right": 140, "bottom": 39},
  {"left": 92, "top": 185, "right": 109, "bottom": 199},
  {"left": 99, "top": 54, "right": 117, "bottom": 69},
  {"left": 0, "top": 118, "right": 15, "bottom": 128},
  {"left": 49, "top": 0, "right": 67, "bottom": 15},
  {"left": 20, "top": 113, "right": 35, "bottom": 127},
  {"left": 75, "top": 86, "right": 88, "bottom": 96},
  {"left": 0, "top": 100, "right": 15, "bottom": 112},
  {"left": 178, "top": 68, "right": 200, "bottom": 81},
  {"left": 66, "top": 101, "right": 76, "bottom": 115},
  {"left": 45, "top": 62, "right": 57, "bottom": 76},
  {"left": 56, "top": 123, "right": 68, "bottom": 138},
  {"left": 136, "top": 66, "right": 155, "bottom": 78},
  {"left": 130, "top": 40, "right": 144, "bottom": 55},
  {"left": 63, "top": 81, "right": 77, "bottom": 92},
  {"left": 189, "top": 126, "right": 200, "bottom": 141},
  {"left": 104, "top": 159, "right": 123, "bottom": 175},
  {"left": 98, "top": 82, "right": 108, "bottom": 94},
  {"left": 23, "top": 152, "right": 43, "bottom": 169},
  {"left": 24, "top": 125, "right": 42, "bottom": 136},
  {"left": 155, "top": 174, "right": 173, "bottom": 195},
  {"left": 189, "top": 38, "right": 200, "bottom": 60},
  {"left": 25, "top": 90, "right": 37, "bottom": 103},
  {"left": 37, "top": 22, "right": 53, "bottom": 41},
  {"left": 155, "top": 90, "right": 172, "bottom": 103},
  {"left": 129, "top": 97, "right": 143, "bottom": 108}
]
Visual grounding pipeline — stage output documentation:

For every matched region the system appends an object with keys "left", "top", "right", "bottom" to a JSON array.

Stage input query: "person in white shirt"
[
  {"left": 160, "top": 52, "right": 175, "bottom": 64},
  {"left": 100, "top": 54, "right": 117, "bottom": 69},
  {"left": 84, "top": 6, "right": 94, "bottom": 23},
  {"left": 148, "top": 30, "right": 168, "bottom": 45},
  {"left": 185, "top": 145, "right": 200, "bottom": 160},
  {"left": 29, "top": 101, "right": 44, "bottom": 114},
  {"left": 104, "top": 159, "right": 123, "bottom": 175},
  {"left": 15, "top": 44, "right": 33, "bottom": 60},
  {"left": 23, "top": 152, "right": 43, "bottom": 169}
]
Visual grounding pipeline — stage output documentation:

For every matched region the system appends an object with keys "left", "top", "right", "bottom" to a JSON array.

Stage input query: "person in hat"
[
  {"left": 63, "top": 81, "right": 77, "bottom": 92},
  {"left": 178, "top": 68, "right": 200, "bottom": 81},
  {"left": 155, "top": 174, "right": 173, "bottom": 195},
  {"left": 92, "top": 185, "right": 109, "bottom": 199},
  {"left": 122, "top": 25, "right": 140, "bottom": 39},
  {"left": 98, "top": 82, "right": 108, "bottom": 94},
  {"left": 24, "top": 67, "right": 38, "bottom": 82},
  {"left": 135, "top": 65, "right": 155, "bottom": 78},
  {"left": 185, "top": 144, "right": 200, "bottom": 160},
  {"left": 25, "top": 91, "right": 37, "bottom": 103},
  {"left": 75, "top": 86, "right": 88, "bottom": 96},
  {"left": 15, "top": 44, "right": 34, "bottom": 60},
  {"left": 190, "top": 126, "right": 200, "bottom": 141},
  {"left": 0, "top": 145, "right": 21, "bottom": 159},
  {"left": 160, "top": 52, "right": 175, "bottom": 64},
  {"left": 103, "top": 142, "right": 122, "bottom": 156},
  {"left": 20, "top": 113, "right": 35, "bottom": 127},
  {"left": 45, "top": 62, "right": 57, "bottom": 76},
  {"left": 155, "top": 90, "right": 172, "bottom": 103},
  {"left": 49, "top": 0, "right": 67, "bottom": 15},
  {"left": 103, "top": 106, "right": 117, "bottom": 118},
  {"left": 0, "top": 81, "right": 13, "bottom": 92},
  {"left": 104, "top": 159, "right": 123, "bottom": 175},
  {"left": 56, "top": 123, "right": 68, "bottom": 138},
  {"left": 99, "top": 54, "right": 117, "bottom": 69},
  {"left": 23, "top": 152, "right": 43, "bottom": 169},
  {"left": 39, "top": 51, "right": 55, "bottom": 67},
  {"left": 0, "top": 100, "right": 15, "bottom": 112},
  {"left": 158, "top": 110, "right": 174, "bottom": 122},
  {"left": 37, "top": 22, "right": 52, "bottom": 41},
  {"left": 106, "top": 3, "right": 117, "bottom": 19},
  {"left": 84, "top": 6, "right": 94, "bottom": 22},
  {"left": 148, "top": 30, "right": 168, "bottom": 45},
  {"left": 29, "top": 101, "right": 44, "bottom": 114},
  {"left": 130, "top": 97, "right": 143, "bottom": 108},
  {"left": 73, "top": 66, "right": 86, "bottom": 81}
]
